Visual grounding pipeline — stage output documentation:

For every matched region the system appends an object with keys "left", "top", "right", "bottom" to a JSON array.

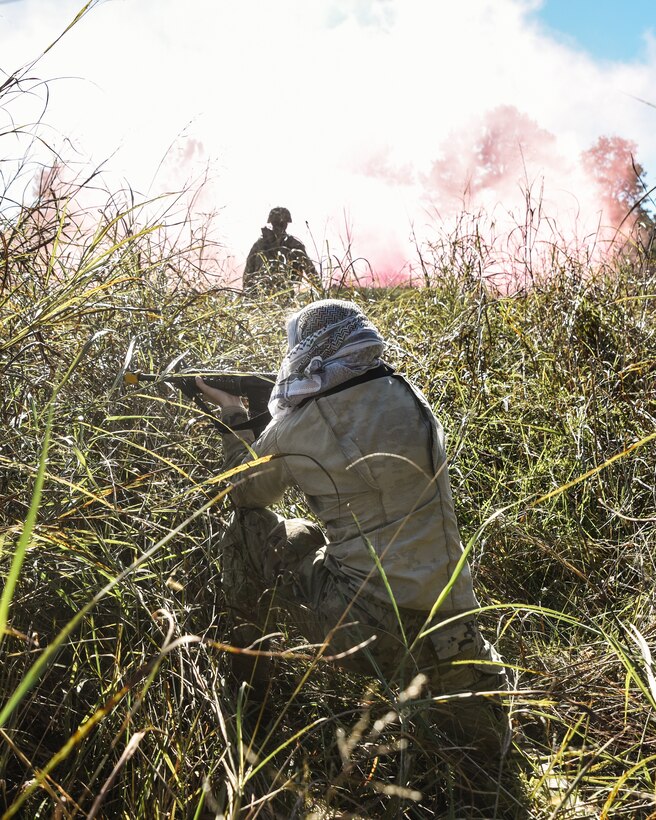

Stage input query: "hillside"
[{"left": 1, "top": 180, "right": 655, "bottom": 818}]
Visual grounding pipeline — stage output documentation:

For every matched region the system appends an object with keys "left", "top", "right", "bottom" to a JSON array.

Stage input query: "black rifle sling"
[
  {"left": 210, "top": 362, "right": 441, "bottom": 504},
  {"left": 232, "top": 364, "right": 440, "bottom": 479},
  {"left": 299, "top": 363, "right": 437, "bottom": 468},
  {"left": 231, "top": 409, "right": 272, "bottom": 434},
  {"left": 297, "top": 362, "right": 395, "bottom": 408},
  {"left": 191, "top": 394, "right": 271, "bottom": 436},
  {"left": 212, "top": 363, "right": 395, "bottom": 437}
]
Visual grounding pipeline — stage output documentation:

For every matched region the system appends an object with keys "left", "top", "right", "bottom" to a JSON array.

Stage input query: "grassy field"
[
  {"left": 1, "top": 163, "right": 655, "bottom": 819},
  {"left": 1, "top": 27, "right": 656, "bottom": 813}
]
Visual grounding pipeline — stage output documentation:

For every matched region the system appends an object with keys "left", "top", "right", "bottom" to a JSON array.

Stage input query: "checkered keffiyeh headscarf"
[{"left": 268, "top": 299, "right": 385, "bottom": 419}]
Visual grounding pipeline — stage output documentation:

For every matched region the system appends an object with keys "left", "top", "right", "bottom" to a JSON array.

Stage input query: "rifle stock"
[{"left": 124, "top": 370, "right": 277, "bottom": 436}]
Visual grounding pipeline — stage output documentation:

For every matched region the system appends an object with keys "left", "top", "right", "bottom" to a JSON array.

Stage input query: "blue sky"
[{"left": 533, "top": 0, "right": 655, "bottom": 62}]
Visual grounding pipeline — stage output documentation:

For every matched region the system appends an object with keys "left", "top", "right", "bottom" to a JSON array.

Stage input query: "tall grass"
[
  {"left": 2, "top": 30, "right": 656, "bottom": 819},
  {"left": 2, "top": 168, "right": 655, "bottom": 817}
]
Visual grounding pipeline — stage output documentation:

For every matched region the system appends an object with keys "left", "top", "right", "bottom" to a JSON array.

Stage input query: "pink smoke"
[
  {"left": 413, "top": 106, "right": 651, "bottom": 288},
  {"left": 425, "top": 105, "right": 561, "bottom": 207}
]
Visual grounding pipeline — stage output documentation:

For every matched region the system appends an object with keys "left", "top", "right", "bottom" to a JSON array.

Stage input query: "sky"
[
  {"left": 1, "top": 0, "right": 655, "bottom": 285},
  {"left": 534, "top": 0, "right": 655, "bottom": 62}
]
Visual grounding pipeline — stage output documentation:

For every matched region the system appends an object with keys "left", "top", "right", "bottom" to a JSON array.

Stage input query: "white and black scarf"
[{"left": 268, "top": 299, "right": 385, "bottom": 420}]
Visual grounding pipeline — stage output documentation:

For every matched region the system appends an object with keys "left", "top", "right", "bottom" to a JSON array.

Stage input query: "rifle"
[{"left": 124, "top": 370, "right": 277, "bottom": 437}]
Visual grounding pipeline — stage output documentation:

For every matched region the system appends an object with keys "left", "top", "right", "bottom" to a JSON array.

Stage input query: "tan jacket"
[{"left": 221, "top": 373, "right": 478, "bottom": 614}]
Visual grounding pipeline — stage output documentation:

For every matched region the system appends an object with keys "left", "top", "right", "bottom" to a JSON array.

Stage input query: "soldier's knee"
[{"left": 264, "top": 518, "right": 326, "bottom": 581}]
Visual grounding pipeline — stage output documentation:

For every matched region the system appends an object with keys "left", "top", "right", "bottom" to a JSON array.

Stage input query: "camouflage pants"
[{"left": 218, "top": 508, "right": 511, "bottom": 761}]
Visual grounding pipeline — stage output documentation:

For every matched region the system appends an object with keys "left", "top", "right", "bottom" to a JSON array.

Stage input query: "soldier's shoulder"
[
  {"left": 247, "top": 237, "right": 267, "bottom": 252},
  {"left": 284, "top": 234, "right": 307, "bottom": 250}
]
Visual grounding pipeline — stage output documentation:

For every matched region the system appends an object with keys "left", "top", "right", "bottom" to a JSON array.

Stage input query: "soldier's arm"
[
  {"left": 220, "top": 407, "right": 291, "bottom": 507},
  {"left": 195, "top": 378, "right": 290, "bottom": 506},
  {"left": 243, "top": 240, "right": 266, "bottom": 290},
  {"left": 244, "top": 240, "right": 263, "bottom": 274},
  {"left": 286, "top": 236, "right": 317, "bottom": 275}
]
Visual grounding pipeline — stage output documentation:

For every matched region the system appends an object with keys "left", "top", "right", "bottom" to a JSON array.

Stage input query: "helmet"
[{"left": 267, "top": 206, "right": 292, "bottom": 224}]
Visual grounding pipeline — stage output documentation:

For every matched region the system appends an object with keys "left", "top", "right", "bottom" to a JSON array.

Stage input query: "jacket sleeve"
[
  {"left": 243, "top": 236, "right": 270, "bottom": 291},
  {"left": 220, "top": 408, "right": 292, "bottom": 508}
]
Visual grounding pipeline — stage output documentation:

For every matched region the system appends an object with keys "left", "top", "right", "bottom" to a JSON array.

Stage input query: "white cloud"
[{"left": 2, "top": 0, "right": 655, "bottom": 282}]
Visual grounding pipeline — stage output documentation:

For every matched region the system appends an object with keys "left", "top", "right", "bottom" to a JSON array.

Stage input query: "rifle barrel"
[
  {"left": 123, "top": 370, "right": 277, "bottom": 436},
  {"left": 123, "top": 371, "right": 277, "bottom": 396}
]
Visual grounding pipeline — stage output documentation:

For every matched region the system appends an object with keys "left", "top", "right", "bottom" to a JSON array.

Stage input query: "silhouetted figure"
[{"left": 243, "top": 206, "right": 316, "bottom": 293}]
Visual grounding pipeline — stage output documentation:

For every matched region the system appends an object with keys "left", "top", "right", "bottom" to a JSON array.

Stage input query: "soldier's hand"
[{"left": 195, "top": 377, "right": 245, "bottom": 411}]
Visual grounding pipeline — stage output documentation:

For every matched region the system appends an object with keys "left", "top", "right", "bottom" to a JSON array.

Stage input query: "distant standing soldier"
[{"left": 243, "top": 206, "right": 316, "bottom": 293}]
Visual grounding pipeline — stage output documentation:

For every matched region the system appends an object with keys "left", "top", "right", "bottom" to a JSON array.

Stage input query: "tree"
[{"left": 581, "top": 135, "right": 654, "bottom": 233}]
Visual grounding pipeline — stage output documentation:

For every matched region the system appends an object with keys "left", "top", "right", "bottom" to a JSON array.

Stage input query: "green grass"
[
  {"left": 1, "top": 182, "right": 654, "bottom": 817},
  {"left": 1, "top": 25, "right": 656, "bottom": 818}
]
